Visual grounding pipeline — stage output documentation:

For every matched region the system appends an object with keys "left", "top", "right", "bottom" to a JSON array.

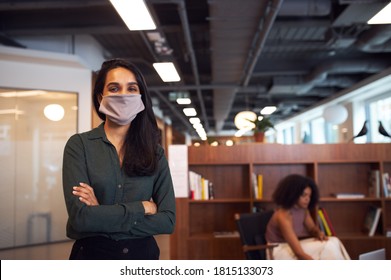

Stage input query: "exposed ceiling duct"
[
  {"left": 1, "top": 0, "right": 391, "bottom": 136},
  {"left": 355, "top": 25, "right": 391, "bottom": 52},
  {"left": 270, "top": 60, "right": 388, "bottom": 95},
  {"left": 210, "top": 0, "right": 283, "bottom": 132}
]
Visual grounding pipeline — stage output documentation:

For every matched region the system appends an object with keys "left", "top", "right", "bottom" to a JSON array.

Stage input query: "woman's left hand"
[
  {"left": 318, "top": 231, "right": 328, "bottom": 241},
  {"left": 72, "top": 182, "right": 99, "bottom": 206}
]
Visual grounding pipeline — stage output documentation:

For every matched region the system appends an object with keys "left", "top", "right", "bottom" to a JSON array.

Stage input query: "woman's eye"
[
  {"left": 128, "top": 86, "right": 139, "bottom": 92},
  {"left": 108, "top": 86, "right": 119, "bottom": 92}
]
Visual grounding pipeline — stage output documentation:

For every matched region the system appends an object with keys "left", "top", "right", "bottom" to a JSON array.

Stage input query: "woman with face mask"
[{"left": 62, "top": 59, "right": 176, "bottom": 260}]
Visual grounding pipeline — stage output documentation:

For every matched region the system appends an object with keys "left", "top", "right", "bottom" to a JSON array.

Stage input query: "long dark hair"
[
  {"left": 272, "top": 174, "right": 319, "bottom": 211},
  {"left": 93, "top": 58, "right": 160, "bottom": 176}
]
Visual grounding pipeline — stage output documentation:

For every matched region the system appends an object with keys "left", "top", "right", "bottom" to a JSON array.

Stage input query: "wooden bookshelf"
[{"left": 169, "top": 143, "right": 391, "bottom": 260}]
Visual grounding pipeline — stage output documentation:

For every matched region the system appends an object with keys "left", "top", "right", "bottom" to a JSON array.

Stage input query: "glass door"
[{"left": 0, "top": 88, "right": 77, "bottom": 248}]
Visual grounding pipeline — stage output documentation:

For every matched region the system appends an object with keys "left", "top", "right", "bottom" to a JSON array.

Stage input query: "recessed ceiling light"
[
  {"left": 110, "top": 0, "right": 156, "bottom": 30},
  {"left": 193, "top": 123, "right": 203, "bottom": 129},
  {"left": 189, "top": 117, "right": 201, "bottom": 124},
  {"left": 260, "top": 106, "right": 277, "bottom": 115},
  {"left": 153, "top": 62, "right": 181, "bottom": 82},
  {"left": 0, "top": 109, "right": 24, "bottom": 115},
  {"left": 0, "top": 90, "right": 47, "bottom": 98},
  {"left": 176, "top": 98, "right": 191, "bottom": 105},
  {"left": 183, "top": 108, "right": 197, "bottom": 117},
  {"left": 368, "top": 2, "right": 391, "bottom": 24}
]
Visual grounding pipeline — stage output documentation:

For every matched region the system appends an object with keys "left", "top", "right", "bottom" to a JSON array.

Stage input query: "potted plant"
[{"left": 249, "top": 115, "right": 274, "bottom": 142}]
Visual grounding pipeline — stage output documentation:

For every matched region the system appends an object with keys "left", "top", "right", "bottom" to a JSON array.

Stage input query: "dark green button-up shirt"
[{"left": 62, "top": 123, "right": 175, "bottom": 240}]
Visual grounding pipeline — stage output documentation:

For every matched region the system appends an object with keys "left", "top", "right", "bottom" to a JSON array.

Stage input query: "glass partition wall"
[{"left": 0, "top": 88, "right": 77, "bottom": 249}]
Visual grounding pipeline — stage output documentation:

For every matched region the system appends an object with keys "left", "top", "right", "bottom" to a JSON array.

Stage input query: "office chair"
[{"left": 235, "top": 210, "right": 278, "bottom": 260}]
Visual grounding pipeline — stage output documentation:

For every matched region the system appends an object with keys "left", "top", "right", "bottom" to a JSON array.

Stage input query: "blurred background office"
[{"left": 0, "top": 0, "right": 390, "bottom": 259}]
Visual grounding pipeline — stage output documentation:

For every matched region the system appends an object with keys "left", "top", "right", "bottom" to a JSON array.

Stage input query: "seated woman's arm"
[
  {"left": 276, "top": 210, "right": 313, "bottom": 260},
  {"left": 304, "top": 210, "right": 327, "bottom": 241}
]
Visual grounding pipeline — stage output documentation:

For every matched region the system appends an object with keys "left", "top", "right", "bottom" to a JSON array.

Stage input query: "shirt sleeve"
[
  {"left": 127, "top": 148, "right": 176, "bottom": 236},
  {"left": 62, "top": 134, "right": 145, "bottom": 236}
]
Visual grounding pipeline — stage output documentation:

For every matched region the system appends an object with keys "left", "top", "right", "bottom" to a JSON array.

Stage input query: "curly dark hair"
[
  {"left": 92, "top": 58, "right": 161, "bottom": 176},
  {"left": 272, "top": 174, "right": 319, "bottom": 210}
]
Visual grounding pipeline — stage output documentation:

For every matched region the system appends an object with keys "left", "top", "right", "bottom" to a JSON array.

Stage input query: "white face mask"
[{"left": 99, "top": 94, "right": 145, "bottom": 125}]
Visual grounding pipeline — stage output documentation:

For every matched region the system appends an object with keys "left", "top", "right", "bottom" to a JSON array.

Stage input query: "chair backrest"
[{"left": 235, "top": 210, "right": 274, "bottom": 260}]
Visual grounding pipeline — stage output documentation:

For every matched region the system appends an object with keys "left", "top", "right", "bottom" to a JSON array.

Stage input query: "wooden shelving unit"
[{"left": 170, "top": 143, "right": 391, "bottom": 260}]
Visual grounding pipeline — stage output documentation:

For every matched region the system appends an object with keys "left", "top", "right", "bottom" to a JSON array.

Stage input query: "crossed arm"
[{"left": 72, "top": 182, "right": 157, "bottom": 215}]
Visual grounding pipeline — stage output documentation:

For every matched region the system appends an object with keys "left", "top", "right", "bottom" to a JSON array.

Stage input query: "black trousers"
[{"left": 69, "top": 236, "right": 160, "bottom": 260}]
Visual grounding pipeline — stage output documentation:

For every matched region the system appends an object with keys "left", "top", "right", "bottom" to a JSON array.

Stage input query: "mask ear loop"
[{"left": 98, "top": 93, "right": 103, "bottom": 104}]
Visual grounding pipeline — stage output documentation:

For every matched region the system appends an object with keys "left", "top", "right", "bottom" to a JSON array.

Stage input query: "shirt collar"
[{"left": 87, "top": 122, "right": 109, "bottom": 142}]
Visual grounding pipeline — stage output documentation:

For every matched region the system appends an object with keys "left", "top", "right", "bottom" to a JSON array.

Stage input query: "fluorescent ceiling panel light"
[
  {"left": 0, "top": 109, "right": 24, "bottom": 115},
  {"left": 260, "top": 106, "right": 277, "bottom": 115},
  {"left": 183, "top": 108, "right": 197, "bottom": 117},
  {"left": 153, "top": 62, "right": 181, "bottom": 82},
  {"left": 196, "top": 127, "right": 206, "bottom": 135},
  {"left": 110, "top": 0, "right": 156, "bottom": 30},
  {"left": 176, "top": 98, "right": 191, "bottom": 105},
  {"left": 189, "top": 117, "right": 201, "bottom": 124},
  {"left": 193, "top": 123, "right": 203, "bottom": 130},
  {"left": 0, "top": 90, "right": 47, "bottom": 98},
  {"left": 146, "top": 32, "right": 163, "bottom": 42},
  {"left": 235, "top": 127, "right": 252, "bottom": 137},
  {"left": 197, "top": 129, "right": 207, "bottom": 140},
  {"left": 368, "top": 2, "right": 391, "bottom": 24}
]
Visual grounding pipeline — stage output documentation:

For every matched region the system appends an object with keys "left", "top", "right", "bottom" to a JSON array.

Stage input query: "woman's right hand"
[
  {"left": 142, "top": 201, "right": 157, "bottom": 215},
  {"left": 72, "top": 182, "right": 99, "bottom": 206}
]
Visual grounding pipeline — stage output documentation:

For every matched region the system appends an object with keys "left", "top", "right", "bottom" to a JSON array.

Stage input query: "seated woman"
[{"left": 265, "top": 174, "right": 350, "bottom": 260}]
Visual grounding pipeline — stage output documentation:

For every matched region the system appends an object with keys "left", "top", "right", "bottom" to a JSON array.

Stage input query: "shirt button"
[
  {"left": 118, "top": 184, "right": 122, "bottom": 189},
  {"left": 123, "top": 248, "right": 129, "bottom": 254}
]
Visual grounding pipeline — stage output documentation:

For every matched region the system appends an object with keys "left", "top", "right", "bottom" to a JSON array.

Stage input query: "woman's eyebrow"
[{"left": 106, "top": 82, "right": 139, "bottom": 86}]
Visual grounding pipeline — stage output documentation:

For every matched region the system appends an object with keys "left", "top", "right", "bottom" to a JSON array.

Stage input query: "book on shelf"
[
  {"left": 382, "top": 172, "right": 391, "bottom": 198},
  {"left": 363, "top": 205, "right": 382, "bottom": 237},
  {"left": 320, "top": 207, "right": 336, "bottom": 236},
  {"left": 201, "top": 177, "right": 209, "bottom": 200},
  {"left": 251, "top": 173, "right": 258, "bottom": 198},
  {"left": 188, "top": 170, "right": 214, "bottom": 200},
  {"left": 208, "top": 181, "right": 215, "bottom": 200},
  {"left": 332, "top": 193, "right": 365, "bottom": 199},
  {"left": 317, "top": 208, "right": 334, "bottom": 236},
  {"left": 257, "top": 174, "right": 263, "bottom": 199},
  {"left": 188, "top": 170, "right": 200, "bottom": 199},
  {"left": 368, "top": 170, "right": 381, "bottom": 198},
  {"left": 317, "top": 214, "right": 326, "bottom": 234},
  {"left": 251, "top": 172, "right": 263, "bottom": 199}
]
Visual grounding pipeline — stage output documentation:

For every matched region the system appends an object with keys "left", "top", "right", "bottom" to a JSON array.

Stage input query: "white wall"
[{"left": 15, "top": 34, "right": 106, "bottom": 71}]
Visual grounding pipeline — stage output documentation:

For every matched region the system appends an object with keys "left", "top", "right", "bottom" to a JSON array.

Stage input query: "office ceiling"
[{"left": 1, "top": 0, "right": 391, "bottom": 137}]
